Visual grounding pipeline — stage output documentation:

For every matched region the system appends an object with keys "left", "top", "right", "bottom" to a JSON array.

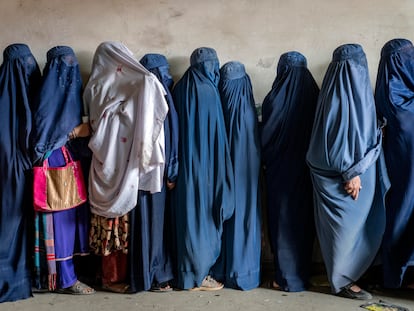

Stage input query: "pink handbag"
[{"left": 33, "top": 146, "right": 87, "bottom": 212}]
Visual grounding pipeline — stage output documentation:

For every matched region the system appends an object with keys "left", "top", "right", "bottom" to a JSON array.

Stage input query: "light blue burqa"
[{"left": 306, "top": 44, "right": 390, "bottom": 293}]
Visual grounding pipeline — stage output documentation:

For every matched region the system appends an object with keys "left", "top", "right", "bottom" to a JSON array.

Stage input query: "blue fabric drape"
[
  {"left": 306, "top": 44, "right": 389, "bottom": 293},
  {"left": 30, "top": 46, "right": 83, "bottom": 163},
  {"left": 375, "top": 38, "right": 414, "bottom": 288},
  {"left": 261, "top": 52, "right": 319, "bottom": 292},
  {"left": 211, "top": 61, "right": 261, "bottom": 290},
  {"left": 172, "top": 47, "right": 234, "bottom": 289},
  {"left": 0, "top": 44, "right": 41, "bottom": 302},
  {"left": 127, "top": 54, "right": 179, "bottom": 292}
]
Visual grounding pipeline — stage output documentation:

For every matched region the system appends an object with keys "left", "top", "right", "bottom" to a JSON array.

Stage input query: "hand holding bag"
[{"left": 33, "top": 146, "right": 87, "bottom": 212}]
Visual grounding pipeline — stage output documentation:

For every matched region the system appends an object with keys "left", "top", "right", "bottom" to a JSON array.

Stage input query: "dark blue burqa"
[
  {"left": 127, "top": 53, "right": 179, "bottom": 291},
  {"left": 261, "top": 52, "right": 319, "bottom": 292},
  {"left": 306, "top": 44, "right": 389, "bottom": 293},
  {"left": 211, "top": 61, "right": 261, "bottom": 290},
  {"left": 0, "top": 44, "right": 41, "bottom": 302},
  {"left": 172, "top": 47, "right": 234, "bottom": 289},
  {"left": 375, "top": 38, "right": 414, "bottom": 288}
]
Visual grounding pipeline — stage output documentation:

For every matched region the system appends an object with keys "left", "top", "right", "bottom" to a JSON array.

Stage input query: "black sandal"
[
  {"left": 150, "top": 281, "right": 173, "bottom": 293},
  {"left": 337, "top": 283, "right": 372, "bottom": 300}
]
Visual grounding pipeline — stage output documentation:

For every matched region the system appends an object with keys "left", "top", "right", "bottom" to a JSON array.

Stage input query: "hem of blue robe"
[
  {"left": 275, "top": 277, "right": 308, "bottom": 292},
  {"left": 0, "top": 276, "right": 32, "bottom": 303},
  {"left": 213, "top": 269, "right": 261, "bottom": 291},
  {"left": 383, "top": 260, "right": 414, "bottom": 289}
]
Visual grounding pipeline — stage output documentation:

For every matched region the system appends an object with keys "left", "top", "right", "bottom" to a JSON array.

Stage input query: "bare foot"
[
  {"left": 349, "top": 284, "right": 362, "bottom": 292},
  {"left": 272, "top": 281, "right": 281, "bottom": 290}
]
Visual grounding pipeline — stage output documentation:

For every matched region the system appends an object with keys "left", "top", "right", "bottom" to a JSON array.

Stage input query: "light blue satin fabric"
[{"left": 306, "top": 44, "right": 390, "bottom": 293}]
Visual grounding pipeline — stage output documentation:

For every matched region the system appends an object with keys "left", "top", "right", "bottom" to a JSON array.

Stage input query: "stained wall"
[{"left": 1, "top": 0, "right": 413, "bottom": 103}]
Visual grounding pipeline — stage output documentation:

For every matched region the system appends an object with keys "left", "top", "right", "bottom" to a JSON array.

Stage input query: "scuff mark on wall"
[{"left": 257, "top": 57, "right": 276, "bottom": 69}]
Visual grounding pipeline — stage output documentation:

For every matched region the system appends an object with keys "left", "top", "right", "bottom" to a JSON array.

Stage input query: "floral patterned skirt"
[{"left": 89, "top": 213, "right": 129, "bottom": 256}]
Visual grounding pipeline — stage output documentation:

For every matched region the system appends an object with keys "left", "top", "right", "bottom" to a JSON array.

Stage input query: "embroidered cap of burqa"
[
  {"left": 306, "top": 44, "right": 389, "bottom": 293},
  {"left": 172, "top": 47, "right": 234, "bottom": 289},
  {"left": 84, "top": 42, "right": 168, "bottom": 218},
  {"left": 127, "top": 53, "right": 179, "bottom": 292},
  {"left": 211, "top": 61, "right": 261, "bottom": 290},
  {"left": 375, "top": 38, "right": 414, "bottom": 288},
  {"left": 0, "top": 44, "right": 41, "bottom": 302},
  {"left": 261, "top": 52, "right": 319, "bottom": 292}
]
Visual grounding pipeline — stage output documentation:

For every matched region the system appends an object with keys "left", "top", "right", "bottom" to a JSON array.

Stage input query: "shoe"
[
  {"left": 55, "top": 280, "right": 95, "bottom": 295},
  {"left": 150, "top": 281, "right": 173, "bottom": 293},
  {"left": 336, "top": 283, "right": 372, "bottom": 300},
  {"left": 189, "top": 276, "right": 224, "bottom": 291},
  {"left": 101, "top": 283, "right": 130, "bottom": 294}
]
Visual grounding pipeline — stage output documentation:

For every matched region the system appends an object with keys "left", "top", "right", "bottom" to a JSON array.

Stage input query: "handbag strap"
[
  {"left": 43, "top": 146, "right": 74, "bottom": 169},
  {"left": 60, "top": 146, "right": 73, "bottom": 163}
]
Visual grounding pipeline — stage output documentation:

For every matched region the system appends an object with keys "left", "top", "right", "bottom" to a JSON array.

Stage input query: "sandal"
[
  {"left": 336, "top": 283, "right": 372, "bottom": 300},
  {"left": 150, "top": 281, "right": 173, "bottom": 293},
  {"left": 189, "top": 276, "right": 224, "bottom": 291},
  {"left": 56, "top": 280, "right": 95, "bottom": 295},
  {"left": 101, "top": 283, "right": 130, "bottom": 294},
  {"left": 272, "top": 281, "right": 281, "bottom": 290}
]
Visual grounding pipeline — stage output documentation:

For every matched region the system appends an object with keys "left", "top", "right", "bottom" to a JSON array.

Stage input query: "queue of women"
[{"left": 1, "top": 38, "right": 414, "bottom": 303}]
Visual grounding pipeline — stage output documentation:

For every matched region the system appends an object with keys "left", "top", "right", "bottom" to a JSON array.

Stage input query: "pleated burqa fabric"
[
  {"left": 375, "top": 38, "right": 414, "bottom": 288},
  {"left": 30, "top": 46, "right": 90, "bottom": 290},
  {"left": 210, "top": 61, "right": 261, "bottom": 290},
  {"left": 172, "top": 47, "right": 234, "bottom": 289},
  {"left": 261, "top": 52, "right": 319, "bottom": 292},
  {"left": 306, "top": 44, "right": 390, "bottom": 293},
  {"left": 0, "top": 44, "right": 41, "bottom": 302},
  {"left": 84, "top": 41, "right": 168, "bottom": 218},
  {"left": 127, "top": 54, "right": 179, "bottom": 292}
]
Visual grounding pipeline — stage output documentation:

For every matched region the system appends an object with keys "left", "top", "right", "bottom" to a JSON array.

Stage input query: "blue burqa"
[
  {"left": 30, "top": 46, "right": 90, "bottom": 290},
  {"left": 375, "top": 38, "right": 414, "bottom": 288},
  {"left": 30, "top": 46, "right": 83, "bottom": 163},
  {"left": 127, "top": 53, "right": 179, "bottom": 291},
  {"left": 0, "top": 44, "right": 41, "bottom": 302},
  {"left": 211, "top": 61, "right": 261, "bottom": 290},
  {"left": 261, "top": 52, "right": 319, "bottom": 292},
  {"left": 306, "top": 44, "right": 390, "bottom": 293},
  {"left": 172, "top": 47, "right": 234, "bottom": 289}
]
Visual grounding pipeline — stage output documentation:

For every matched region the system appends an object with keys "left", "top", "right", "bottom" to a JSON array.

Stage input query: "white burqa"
[{"left": 84, "top": 41, "right": 168, "bottom": 217}]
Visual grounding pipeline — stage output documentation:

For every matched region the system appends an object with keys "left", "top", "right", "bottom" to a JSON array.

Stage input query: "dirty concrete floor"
[{"left": 2, "top": 282, "right": 414, "bottom": 311}]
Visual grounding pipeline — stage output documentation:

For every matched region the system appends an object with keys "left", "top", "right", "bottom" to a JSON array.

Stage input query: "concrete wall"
[{"left": 1, "top": 0, "right": 413, "bottom": 104}]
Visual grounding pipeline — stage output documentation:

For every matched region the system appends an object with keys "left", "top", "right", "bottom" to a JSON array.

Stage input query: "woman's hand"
[
  {"left": 69, "top": 123, "right": 91, "bottom": 139},
  {"left": 166, "top": 180, "right": 176, "bottom": 190},
  {"left": 343, "top": 175, "right": 362, "bottom": 200}
]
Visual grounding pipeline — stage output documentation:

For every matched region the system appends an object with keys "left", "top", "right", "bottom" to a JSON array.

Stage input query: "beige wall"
[{"left": 1, "top": 0, "right": 413, "bottom": 103}]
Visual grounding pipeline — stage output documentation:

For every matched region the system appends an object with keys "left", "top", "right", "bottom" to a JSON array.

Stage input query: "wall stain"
[{"left": 257, "top": 57, "right": 276, "bottom": 69}]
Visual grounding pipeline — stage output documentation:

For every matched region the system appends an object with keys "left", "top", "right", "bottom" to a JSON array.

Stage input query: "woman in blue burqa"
[
  {"left": 172, "top": 47, "right": 234, "bottom": 290},
  {"left": 126, "top": 53, "right": 179, "bottom": 292},
  {"left": 211, "top": 61, "right": 261, "bottom": 290},
  {"left": 261, "top": 51, "right": 319, "bottom": 292},
  {"left": 0, "top": 44, "right": 41, "bottom": 303},
  {"left": 30, "top": 46, "right": 94, "bottom": 295},
  {"left": 375, "top": 38, "right": 414, "bottom": 290},
  {"left": 306, "top": 43, "right": 389, "bottom": 300}
]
